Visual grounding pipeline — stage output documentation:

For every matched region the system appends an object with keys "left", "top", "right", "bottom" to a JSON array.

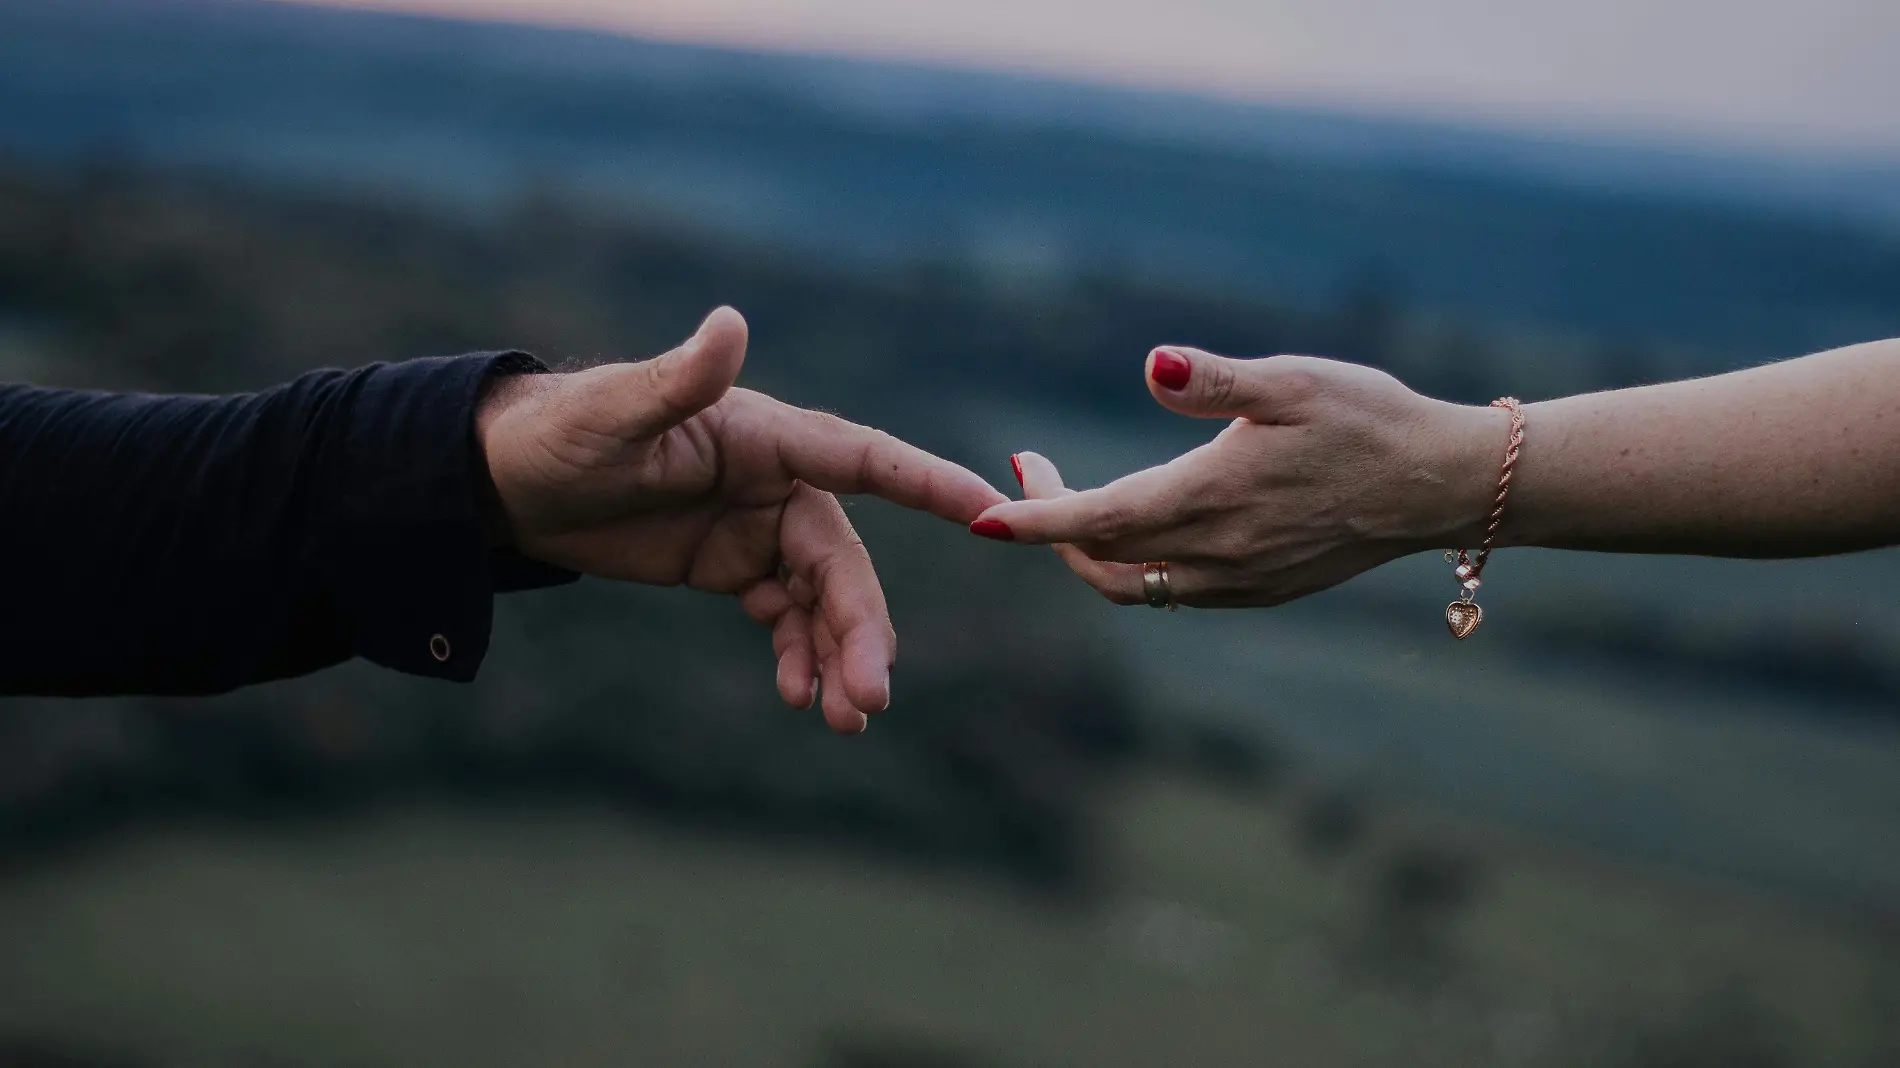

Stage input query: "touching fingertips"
[
  {"left": 970, "top": 518, "right": 1016, "bottom": 542},
  {"left": 1010, "top": 454, "right": 1023, "bottom": 489},
  {"left": 1150, "top": 348, "right": 1192, "bottom": 391}
]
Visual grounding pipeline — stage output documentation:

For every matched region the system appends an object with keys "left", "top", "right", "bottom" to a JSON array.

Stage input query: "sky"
[{"left": 306, "top": 0, "right": 1900, "bottom": 156}]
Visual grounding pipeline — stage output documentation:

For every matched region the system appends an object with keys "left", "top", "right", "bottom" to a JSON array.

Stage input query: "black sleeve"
[{"left": 0, "top": 352, "right": 578, "bottom": 696}]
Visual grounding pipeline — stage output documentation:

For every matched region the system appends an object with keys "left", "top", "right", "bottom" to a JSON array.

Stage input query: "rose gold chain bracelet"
[{"left": 1443, "top": 397, "right": 1525, "bottom": 640}]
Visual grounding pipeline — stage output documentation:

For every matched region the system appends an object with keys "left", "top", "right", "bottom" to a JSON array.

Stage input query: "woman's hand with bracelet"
[{"left": 969, "top": 346, "right": 1514, "bottom": 609}]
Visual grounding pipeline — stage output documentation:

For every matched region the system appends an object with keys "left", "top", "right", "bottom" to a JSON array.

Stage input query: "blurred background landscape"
[{"left": 1, "top": 1, "right": 1899, "bottom": 1065}]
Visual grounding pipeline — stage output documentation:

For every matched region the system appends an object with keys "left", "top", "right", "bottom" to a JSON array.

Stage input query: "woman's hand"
[
  {"left": 971, "top": 345, "right": 1510, "bottom": 608},
  {"left": 478, "top": 308, "right": 1007, "bottom": 733}
]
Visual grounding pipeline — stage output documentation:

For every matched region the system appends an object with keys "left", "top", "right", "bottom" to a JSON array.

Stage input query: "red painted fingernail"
[
  {"left": 1009, "top": 454, "right": 1023, "bottom": 488},
  {"left": 1151, "top": 349, "right": 1192, "bottom": 391},
  {"left": 970, "top": 518, "right": 1015, "bottom": 541}
]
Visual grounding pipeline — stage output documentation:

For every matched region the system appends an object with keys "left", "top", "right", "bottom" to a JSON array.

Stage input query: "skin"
[
  {"left": 477, "top": 307, "right": 1008, "bottom": 734},
  {"left": 974, "top": 338, "right": 1900, "bottom": 608}
]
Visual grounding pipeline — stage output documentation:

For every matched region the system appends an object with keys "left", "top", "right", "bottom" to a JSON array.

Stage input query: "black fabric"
[{"left": 0, "top": 352, "right": 577, "bottom": 696}]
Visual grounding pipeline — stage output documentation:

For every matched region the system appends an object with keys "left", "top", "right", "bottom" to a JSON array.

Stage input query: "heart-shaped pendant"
[{"left": 1446, "top": 601, "right": 1483, "bottom": 640}]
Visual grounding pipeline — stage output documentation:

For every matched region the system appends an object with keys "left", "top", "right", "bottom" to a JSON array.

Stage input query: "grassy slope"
[{"left": 0, "top": 776, "right": 1893, "bottom": 1068}]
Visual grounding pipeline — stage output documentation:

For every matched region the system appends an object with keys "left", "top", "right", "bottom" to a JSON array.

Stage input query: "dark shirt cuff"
[{"left": 318, "top": 351, "right": 578, "bottom": 682}]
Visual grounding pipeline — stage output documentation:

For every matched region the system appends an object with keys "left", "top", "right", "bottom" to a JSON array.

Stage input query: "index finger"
[
  {"left": 757, "top": 396, "right": 1008, "bottom": 523},
  {"left": 971, "top": 457, "right": 1201, "bottom": 546}
]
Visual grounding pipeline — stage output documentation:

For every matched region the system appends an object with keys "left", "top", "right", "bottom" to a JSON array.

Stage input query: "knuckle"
[
  {"left": 1261, "top": 356, "right": 1325, "bottom": 406},
  {"left": 808, "top": 553, "right": 844, "bottom": 596},
  {"left": 639, "top": 359, "right": 700, "bottom": 425},
  {"left": 1200, "top": 359, "right": 1240, "bottom": 411},
  {"left": 638, "top": 351, "right": 677, "bottom": 390},
  {"left": 854, "top": 427, "right": 899, "bottom": 482},
  {"left": 1080, "top": 503, "right": 1136, "bottom": 541}
]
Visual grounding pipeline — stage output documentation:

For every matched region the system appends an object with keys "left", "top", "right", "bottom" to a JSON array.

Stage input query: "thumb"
[
  {"left": 1144, "top": 346, "right": 1308, "bottom": 424},
  {"left": 589, "top": 306, "right": 749, "bottom": 438}
]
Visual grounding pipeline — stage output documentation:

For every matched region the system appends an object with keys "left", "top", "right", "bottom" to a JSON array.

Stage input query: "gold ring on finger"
[{"left": 1142, "top": 562, "right": 1177, "bottom": 612}]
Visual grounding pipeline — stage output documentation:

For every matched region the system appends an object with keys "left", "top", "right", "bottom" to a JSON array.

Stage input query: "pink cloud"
[{"left": 299, "top": 0, "right": 1900, "bottom": 154}]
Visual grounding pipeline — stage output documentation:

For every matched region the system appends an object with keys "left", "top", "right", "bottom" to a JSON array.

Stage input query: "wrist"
[
  {"left": 473, "top": 366, "right": 551, "bottom": 549},
  {"left": 1411, "top": 400, "right": 1517, "bottom": 550}
]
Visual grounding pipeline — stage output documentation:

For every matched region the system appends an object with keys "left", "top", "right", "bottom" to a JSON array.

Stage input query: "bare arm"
[
  {"left": 971, "top": 339, "right": 1900, "bottom": 609},
  {"left": 1463, "top": 339, "right": 1900, "bottom": 557}
]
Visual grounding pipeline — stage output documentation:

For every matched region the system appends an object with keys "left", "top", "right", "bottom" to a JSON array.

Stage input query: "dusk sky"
[{"left": 304, "top": 0, "right": 1900, "bottom": 156}]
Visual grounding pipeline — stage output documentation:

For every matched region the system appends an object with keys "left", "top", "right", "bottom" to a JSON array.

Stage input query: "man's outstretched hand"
[{"left": 475, "top": 307, "right": 1006, "bottom": 734}]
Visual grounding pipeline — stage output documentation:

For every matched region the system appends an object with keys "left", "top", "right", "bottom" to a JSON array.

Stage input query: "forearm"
[
  {"left": 0, "top": 354, "right": 569, "bottom": 696},
  {"left": 1444, "top": 339, "right": 1900, "bottom": 557}
]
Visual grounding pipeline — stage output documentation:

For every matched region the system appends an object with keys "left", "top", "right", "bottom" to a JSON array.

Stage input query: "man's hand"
[{"left": 475, "top": 307, "right": 1007, "bottom": 734}]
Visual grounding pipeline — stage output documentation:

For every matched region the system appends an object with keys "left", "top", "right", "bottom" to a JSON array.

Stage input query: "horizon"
[{"left": 296, "top": 0, "right": 1900, "bottom": 160}]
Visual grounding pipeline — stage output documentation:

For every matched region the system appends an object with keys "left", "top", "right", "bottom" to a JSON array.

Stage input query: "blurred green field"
[
  {"left": 4, "top": 154, "right": 1900, "bottom": 1068},
  {"left": 2, "top": 773, "right": 1895, "bottom": 1068}
]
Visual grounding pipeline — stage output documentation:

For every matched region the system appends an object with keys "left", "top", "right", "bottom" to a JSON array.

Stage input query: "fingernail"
[
  {"left": 1009, "top": 454, "right": 1024, "bottom": 488},
  {"left": 1151, "top": 349, "right": 1192, "bottom": 391},
  {"left": 970, "top": 518, "right": 1015, "bottom": 541}
]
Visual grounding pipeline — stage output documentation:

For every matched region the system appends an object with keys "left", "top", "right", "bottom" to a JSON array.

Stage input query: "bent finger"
[
  {"left": 1013, "top": 451, "right": 1145, "bottom": 605},
  {"left": 816, "top": 621, "right": 869, "bottom": 735},
  {"left": 773, "top": 607, "right": 818, "bottom": 710},
  {"left": 741, "top": 580, "right": 818, "bottom": 709},
  {"left": 739, "top": 577, "right": 794, "bottom": 624},
  {"left": 779, "top": 483, "right": 895, "bottom": 715},
  {"left": 1054, "top": 543, "right": 1146, "bottom": 605}
]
